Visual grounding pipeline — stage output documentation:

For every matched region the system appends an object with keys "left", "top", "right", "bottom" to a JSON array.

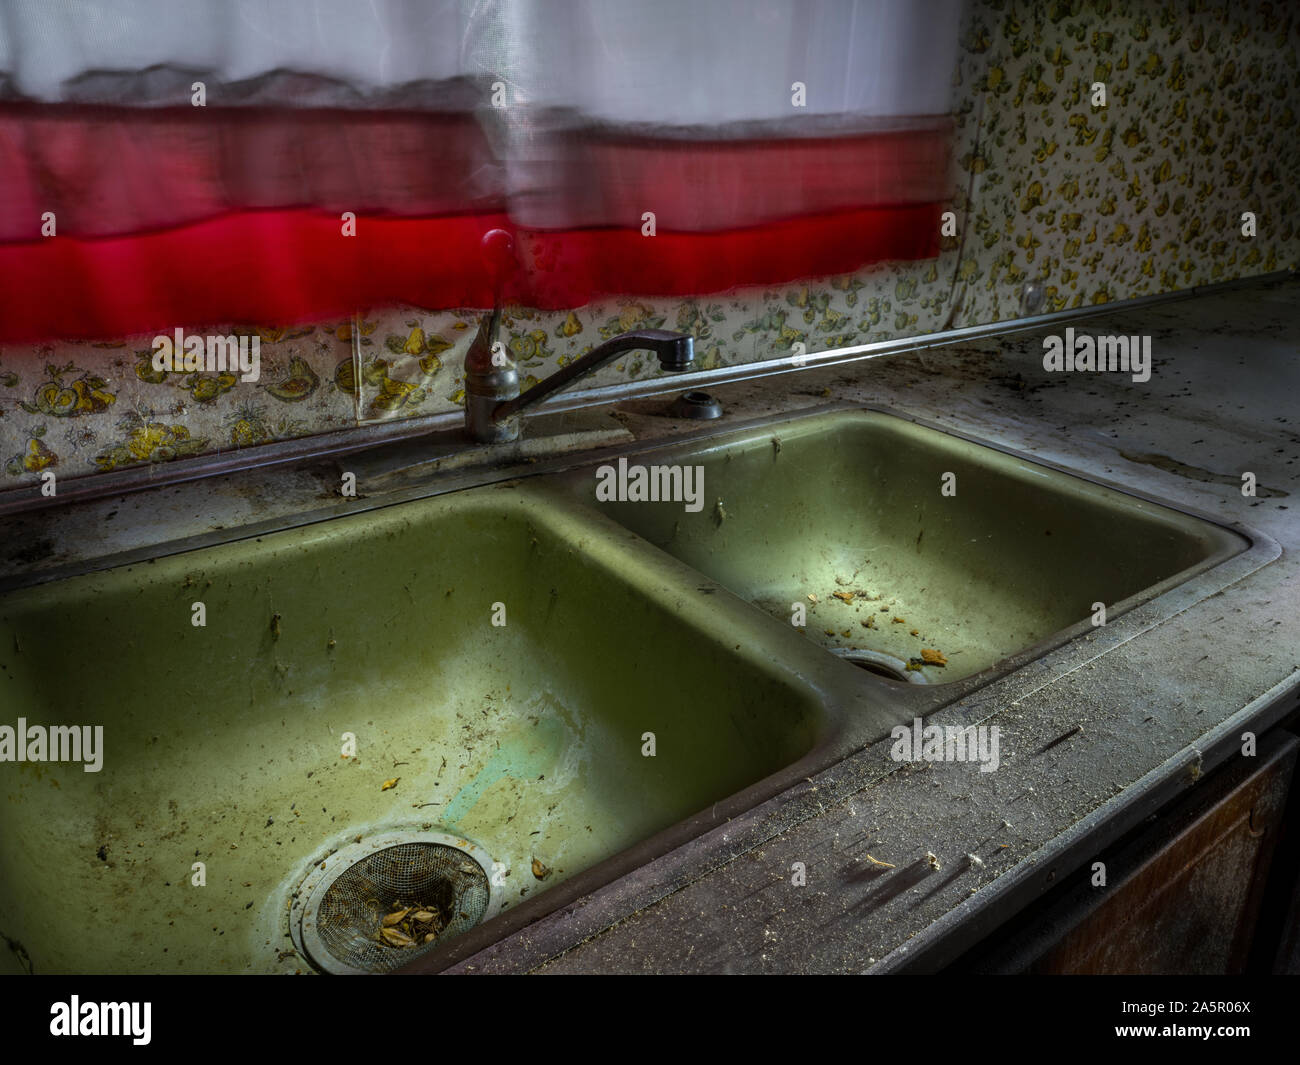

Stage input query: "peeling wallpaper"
[{"left": 2, "top": 0, "right": 1297, "bottom": 491}]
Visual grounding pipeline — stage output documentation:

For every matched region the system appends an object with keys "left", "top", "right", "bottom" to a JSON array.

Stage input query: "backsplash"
[{"left": 2, "top": 0, "right": 1297, "bottom": 490}]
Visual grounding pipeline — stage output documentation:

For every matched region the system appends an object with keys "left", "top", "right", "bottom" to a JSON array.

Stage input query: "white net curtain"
[{"left": 0, "top": 0, "right": 962, "bottom": 342}]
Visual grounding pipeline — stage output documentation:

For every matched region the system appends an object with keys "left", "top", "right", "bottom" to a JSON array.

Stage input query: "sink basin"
[
  {"left": 555, "top": 409, "right": 1247, "bottom": 684},
  {"left": 0, "top": 403, "right": 1253, "bottom": 975},
  {"left": 0, "top": 483, "right": 836, "bottom": 973}
]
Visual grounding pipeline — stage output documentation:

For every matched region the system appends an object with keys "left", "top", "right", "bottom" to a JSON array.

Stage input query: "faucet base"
[{"left": 465, "top": 391, "right": 521, "bottom": 443}]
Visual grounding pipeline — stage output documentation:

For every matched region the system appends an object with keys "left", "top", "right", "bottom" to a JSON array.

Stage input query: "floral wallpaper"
[
  {"left": 0, "top": 326, "right": 356, "bottom": 480},
  {"left": 952, "top": 0, "right": 1298, "bottom": 321},
  {"left": 2, "top": 0, "right": 1297, "bottom": 491}
]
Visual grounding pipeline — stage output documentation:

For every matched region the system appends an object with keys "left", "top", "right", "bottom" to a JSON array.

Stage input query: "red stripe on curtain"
[
  {"left": 0, "top": 211, "right": 509, "bottom": 344},
  {"left": 0, "top": 106, "right": 946, "bottom": 240},
  {"left": 0, "top": 204, "right": 941, "bottom": 345},
  {"left": 515, "top": 123, "right": 951, "bottom": 231},
  {"left": 516, "top": 204, "right": 943, "bottom": 308},
  {"left": 0, "top": 103, "right": 500, "bottom": 241}
]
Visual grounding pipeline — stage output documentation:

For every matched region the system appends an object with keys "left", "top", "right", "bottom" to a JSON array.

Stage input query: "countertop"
[{"left": 3, "top": 276, "right": 1297, "bottom": 973}]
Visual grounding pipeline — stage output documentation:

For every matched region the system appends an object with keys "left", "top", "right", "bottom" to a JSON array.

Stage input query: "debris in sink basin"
[
  {"left": 379, "top": 925, "right": 415, "bottom": 948},
  {"left": 807, "top": 593, "right": 818, "bottom": 603},
  {"left": 381, "top": 777, "right": 400, "bottom": 791},
  {"left": 907, "top": 648, "right": 948, "bottom": 671},
  {"left": 863, "top": 616, "right": 876, "bottom": 629},
  {"left": 892, "top": 616, "right": 906, "bottom": 624},
  {"left": 376, "top": 900, "right": 445, "bottom": 949},
  {"left": 832, "top": 591, "right": 854, "bottom": 603},
  {"left": 531, "top": 858, "right": 552, "bottom": 880}
]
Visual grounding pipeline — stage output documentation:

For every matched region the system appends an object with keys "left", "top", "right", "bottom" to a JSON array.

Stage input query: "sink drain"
[
  {"left": 290, "top": 831, "right": 500, "bottom": 974},
  {"left": 830, "top": 647, "right": 928, "bottom": 684}
]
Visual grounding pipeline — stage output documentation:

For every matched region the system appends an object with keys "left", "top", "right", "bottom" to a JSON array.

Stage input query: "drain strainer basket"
[{"left": 291, "top": 831, "right": 500, "bottom": 975}]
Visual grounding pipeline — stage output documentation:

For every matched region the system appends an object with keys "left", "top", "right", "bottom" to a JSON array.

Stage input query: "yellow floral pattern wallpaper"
[{"left": 1, "top": 0, "right": 1297, "bottom": 490}]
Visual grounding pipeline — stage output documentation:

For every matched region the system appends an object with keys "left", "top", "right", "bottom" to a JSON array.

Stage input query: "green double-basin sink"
[{"left": 0, "top": 408, "right": 1245, "bottom": 973}]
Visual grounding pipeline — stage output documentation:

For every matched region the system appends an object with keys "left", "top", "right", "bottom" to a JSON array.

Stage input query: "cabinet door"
[{"left": 960, "top": 730, "right": 1296, "bottom": 974}]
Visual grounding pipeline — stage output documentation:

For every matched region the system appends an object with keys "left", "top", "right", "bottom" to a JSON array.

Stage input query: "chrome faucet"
[
  {"left": 463, "top": 315, "right": 695, "bottom": 443},
  {"left": 465, "top": 315, "right": 696, "bottom": 444},
  {"left": 463, "top": 230, "right": 694, "bottom": 443}
]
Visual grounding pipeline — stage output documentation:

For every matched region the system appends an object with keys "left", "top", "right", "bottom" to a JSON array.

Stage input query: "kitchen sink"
[
  {"left": 553, "top": 408, "right": 1247, "bottom": 684},
  {"left": 0, "top": 483, "right": 847, "bottom": 974},
  {"left": 0, "top": 403, "right": 1254, "bottom": 974}
]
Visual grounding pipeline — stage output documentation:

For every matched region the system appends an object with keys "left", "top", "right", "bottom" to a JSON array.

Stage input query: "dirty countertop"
[{"left": 2, "top": 277, "right": 1297, "bottom": 973}]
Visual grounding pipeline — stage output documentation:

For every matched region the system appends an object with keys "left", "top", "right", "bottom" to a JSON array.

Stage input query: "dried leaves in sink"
[
  {"left": 906, "top": 648, "right": 948, "bottom": 671},
  {"left": 376, "top": 900, "right": 445, "bottom": 949}
]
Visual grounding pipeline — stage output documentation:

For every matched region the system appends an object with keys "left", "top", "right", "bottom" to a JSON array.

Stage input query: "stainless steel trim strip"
[{"left": 0, "top": 269, "right": 1290, "bottom": 519}]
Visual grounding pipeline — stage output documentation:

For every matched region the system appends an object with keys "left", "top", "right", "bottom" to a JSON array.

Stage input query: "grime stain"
[
  {"left": 440, "top": 711, "right": 570, "bottom": 826},
  {"left": 1119, "top": 451, "right": 1288, "bottom": 497},
  {"left": 6, "top": 536, "right": 56, "bottom": 567},
  {"left": 1, "top": 929, "right": 33, "bottom": 974}
]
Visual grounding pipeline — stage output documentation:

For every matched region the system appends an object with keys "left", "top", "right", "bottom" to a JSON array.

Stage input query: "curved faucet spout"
[
  {"left": 464, "top": 326, "right": 694, "bottom": 443},
  {"left": 494, "top": 329, "right": 694, "bottom": 423}
]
